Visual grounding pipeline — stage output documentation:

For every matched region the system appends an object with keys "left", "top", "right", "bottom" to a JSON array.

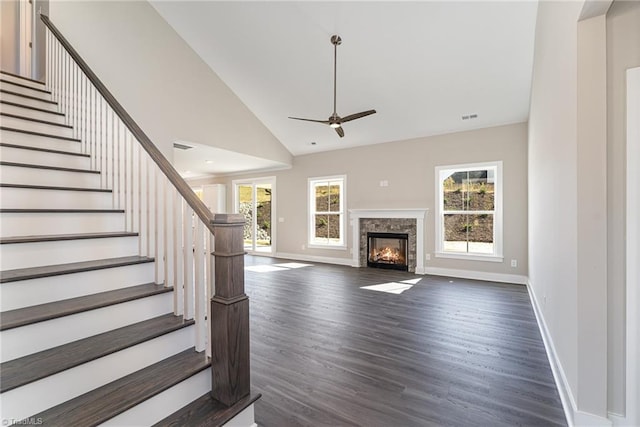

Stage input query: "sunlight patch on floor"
[
  {"left": 244, "top": 265, "right": 289, "bottom": 273},
  {"left": 360, "top": 282, "right": 414, "bottom": 294},
  {"left": 273, "top": 263, "right": 313, "bottom": 269},
  {"left": 245, "top": 262, "right": 314, "bottom": 273}
]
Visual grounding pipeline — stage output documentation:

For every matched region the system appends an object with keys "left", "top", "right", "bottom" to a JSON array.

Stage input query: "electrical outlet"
[
  {"left": 301, "top": 244, "right": 306, "bottom": 250},
  {"left": 425, "top": 253, "right": 431, "bottom": 261},
  {"left": 510, "top": 259, "right": 517, "bottom": 268},
  {"left": 278, "top": 217, "right": 285, "bottom": 223}
]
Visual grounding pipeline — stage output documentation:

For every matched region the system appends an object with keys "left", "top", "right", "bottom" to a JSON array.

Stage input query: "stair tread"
[
  {"left": 153, "top": 392, "right": 261, "bottom": 427},
  {"left": 0, "top": 79, "right": 52, "bottom": 95},
  {"left": 0, "top": 100, "right": 65, "bottom": 116},
  {"left": 0, "top": 255, "right": 154, "bottom": 283},
  {"left": 0, "top": 208, "right": 124, "bottom": 213},
  {"left": 0, "top": 126, "right": 80, "bottom": 142},
  {"left": 0, "top": 183, "right": 111, "bottom": 193},
  {"left": 29, "top": 348, "right": 209, "bottom": 426},
  {"left": 0, "top": 142, "right": 87, "bottom": 157},
  {"left": 0, "top": 71, "right": 46, "bottom": 86},
  {"left": 0, "top": 89, "right": 57, "bottom": 104},
  {"left": 0, "top": 314, "right": 194, "bottom": 393},
  {"left": 0, "top": 161, "right": 98, "bottom": 174},
  {"left": 1, "top": 231, "right": 136, "bottom": 245},
  {"left": 0, "top": 112, "right": 72, "bottom": 128},
  {"left": 0, "top": 282, "right": 171, "bottom": 331}
]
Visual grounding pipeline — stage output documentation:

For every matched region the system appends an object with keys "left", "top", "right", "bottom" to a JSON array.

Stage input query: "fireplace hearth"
[{"left": 367, "top": 232, "right": 408, "bottom": 271}]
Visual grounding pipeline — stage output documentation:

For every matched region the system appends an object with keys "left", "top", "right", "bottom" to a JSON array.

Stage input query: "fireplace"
[{"left": 367, "top": 232, "right": 409, "bottom": 271}]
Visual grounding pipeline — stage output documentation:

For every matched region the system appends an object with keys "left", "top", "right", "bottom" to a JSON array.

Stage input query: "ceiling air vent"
[
  {"left": 173, "top": 142, "right": 194, "bottom": 150},
  {"left": 462, "top": 113, "right": 478, "bottom": 120}
]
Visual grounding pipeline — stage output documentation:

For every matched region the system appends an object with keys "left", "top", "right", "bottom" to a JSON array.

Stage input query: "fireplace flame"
[{"left": 371, "top": 246, "right": 404, "bottom": 264}]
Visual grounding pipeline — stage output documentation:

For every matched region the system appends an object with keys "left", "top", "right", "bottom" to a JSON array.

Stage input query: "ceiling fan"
[{"left": 288, "top": 35, "right": 376, "bottom": 138}]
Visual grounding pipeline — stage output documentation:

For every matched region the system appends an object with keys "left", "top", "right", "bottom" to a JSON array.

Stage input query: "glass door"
[{"left": 234, "top": 178, "right": 274, "bottom": 254}]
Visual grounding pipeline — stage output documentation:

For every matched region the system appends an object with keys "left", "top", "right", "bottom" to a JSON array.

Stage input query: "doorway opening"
[{"left": 233, "top": 177, "right": 275, "bottom": 254}]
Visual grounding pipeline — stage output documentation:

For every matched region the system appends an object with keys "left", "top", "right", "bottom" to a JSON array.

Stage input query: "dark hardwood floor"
[{"left": 244, "top": 255, "right": 566, "bottom": 427}]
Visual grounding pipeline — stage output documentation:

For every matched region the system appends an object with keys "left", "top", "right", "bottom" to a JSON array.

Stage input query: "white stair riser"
[
  {"left": 102, "top": 368, "right": 212, "bottom": 427},
  {"left": 0, "top": 326, "right": 195, "bottom": 422},
  {"left": 0, "top": 187, "right": 112, "bottom": 210},
  {"left": 0, "top": 92, "right": 59, "bottom": 112},
  {"left": 0, "top": 292, "right": 173, "bottom": 363},
  {"left": 1, "top": 262, "right": 155, "bottom": 311},
  {"left": 1, "top": 115, "right": 74, "bottom": 138},
  {"left": 0, "top": 146, "right": 90, "bottom": 169},
  {"left": 0, "top": 129, "right": 81, "bottom": 152},
  {"left": 1, "top": 211, "right": 125, "bottom": 238},
  {"left": 0, "top": 236, "right": 139, "bottom": 270},
  {"left": 0, "top": 164, "right": 101, "bottom": 188},
  {"left": 0, "top": 74, "right": 46, "bottom": 90},
  {"left": 0, "top": 81, "right": 53, "bottom": 101},
  {"left": 0, "top": 102, "right": 67, "bottom": 124}
]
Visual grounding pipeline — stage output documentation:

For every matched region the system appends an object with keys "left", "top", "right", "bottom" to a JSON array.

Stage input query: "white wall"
[
  {"left": 529, "top": 0, "right": 640, "bottom": 423},
  {"left": 1, "top": 0, "right": 20, "bottom": 75},
  {"left": 48, "top": 1, "right": 292, "bottom": 166},
  {"left": 528, "top": 0, "right": 581, "bottom": 417},
  {"left": 606, "top": 0, "right": 640, "bottom": 418}
]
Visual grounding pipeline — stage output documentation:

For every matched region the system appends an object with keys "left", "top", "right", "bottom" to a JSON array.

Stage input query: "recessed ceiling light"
[{"left": 205, "top": 160, "right": 214, "bottom": 164}]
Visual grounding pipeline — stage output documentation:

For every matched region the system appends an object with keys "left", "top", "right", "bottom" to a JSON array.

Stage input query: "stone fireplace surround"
[{"left": 349, "top": 209, "right": 428, "bottom": 274}]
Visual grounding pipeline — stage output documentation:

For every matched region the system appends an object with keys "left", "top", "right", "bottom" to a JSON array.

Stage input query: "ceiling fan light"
[{"left": 329, "top": 123, "right": 340, "bottom": 128}]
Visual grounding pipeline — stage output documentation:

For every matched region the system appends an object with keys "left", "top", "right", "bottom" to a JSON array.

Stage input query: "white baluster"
[
  {"left": 183, "top": 203, "right": 194, "bottom": 320},
  {"left": 174, "top": 192, "right": 184, "bottom": 316},
  {"left": 131, "top": 135, "right": 139, "bottom": 234},
  {"left": 139, "top": 149, "right": 148, "bottom": 256},
  {"left": 155, "top": 170, "right": 165, "bottom": 285},
  {"left": 206, "top": 232, "right": 214, "bottom": 358},
  {"left": 194, "top": 220, "right": 205, "bottom": 352},
  {"left": 164, "top": 180, "right": 175, "bottom": 290},
  {"left": 147, "top": 156, "right": 156, "bottom": 262}
]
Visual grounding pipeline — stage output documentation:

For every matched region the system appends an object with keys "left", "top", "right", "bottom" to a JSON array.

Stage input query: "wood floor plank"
[{"left": 243, "top": 256, "right": 567, "bottom": 427}]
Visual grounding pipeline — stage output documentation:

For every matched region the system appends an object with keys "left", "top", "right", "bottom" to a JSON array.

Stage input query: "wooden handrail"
[{"left": 40, "top": 14, "right": 215, "bottom": 234}]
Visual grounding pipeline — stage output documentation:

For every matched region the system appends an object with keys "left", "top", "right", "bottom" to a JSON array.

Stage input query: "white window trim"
[
  {"left": 434, "top": 161, "right": 503, "bottom": 261},
  {"left": 308, "top": 175, "right": 347, "bottom": 250}
]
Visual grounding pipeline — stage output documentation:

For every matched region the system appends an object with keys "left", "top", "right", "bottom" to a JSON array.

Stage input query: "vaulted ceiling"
[{"left": 151, "top": 1, "right": 538, "bottom": 175}]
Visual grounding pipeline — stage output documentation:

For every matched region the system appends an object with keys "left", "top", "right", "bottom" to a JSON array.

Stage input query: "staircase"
[{"left": 0, "top": 15, "right": 257, "bottom": 425}]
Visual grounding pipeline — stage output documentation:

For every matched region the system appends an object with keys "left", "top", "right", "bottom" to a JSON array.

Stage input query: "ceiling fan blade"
[
  {"left": 288, "top": 116, "right": 330, "bottom": 124},
  {"left": 335, "top": 126, "right": 345, "bottom": 138},
  {"left": 340, "top": 109, "right": 377, "bottom": 123}
]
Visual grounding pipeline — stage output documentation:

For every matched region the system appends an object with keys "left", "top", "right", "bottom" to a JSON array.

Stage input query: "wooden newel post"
[{"left": 210, "top": 213, "right": 250, "bottom": 407}]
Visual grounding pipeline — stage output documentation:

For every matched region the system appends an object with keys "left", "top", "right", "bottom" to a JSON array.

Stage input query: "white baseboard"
[
  {"left": 274, "top": 252, "right": 353, "bottom": 267},
  {"left": 526, "top": 280, "right": 613, "bottom": 427},
  {"left": 574, "top": 410, "right": 613, "bottom": 426},
  {"left": 608, "top": 412, "right": 627, "bottom": 426},
  {"left": 527, "top": 280, "right": 576, "bottom": 426},
  {"left": 424, "top": 266, "right": 528, "bottom": 284}
]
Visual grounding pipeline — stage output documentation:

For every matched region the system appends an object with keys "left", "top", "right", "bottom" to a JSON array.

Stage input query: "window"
[
  {"left": 435, "top": 162, "right": 503, "bottom": 261},
  {"left": 308, "top": 175, "right": 346, "bottom": 248}
]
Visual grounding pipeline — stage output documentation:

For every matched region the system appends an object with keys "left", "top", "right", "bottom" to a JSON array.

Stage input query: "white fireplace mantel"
[{"left": 349, "top": 208, "right": 429, "bottom": 274}]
